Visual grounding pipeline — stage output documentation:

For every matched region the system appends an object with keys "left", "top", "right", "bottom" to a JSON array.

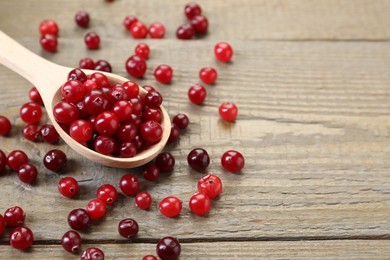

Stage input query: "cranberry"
[
  {"left": 122, "top": 81, "right": 139, "bottom": 98},
  {"left": 188, "top": 84, "right": 206, "bottom": 105},
  {"left": 119, "top": 174, "right": 139, "bottom": 196},
  {"left": 29, "top": 87, "right": 43, "bottom": 105},
  {"left": 43, "top": 149, "right": 67, "bottom": 173},
  {"left": 130, "top": 21, "right": 148, "bottom": 39},
  {"left": 68, "top": 68, "right": 88, "bottom": 83},
  {"left": 199, "top": 67, "right": 217, "bottom": 84},
  {"left": 86, "top": 199, "right": 106, "bottom": 220},
  {"left": 20, "top": 102, "right": 42, "bottom": 124},
  {"left": 189, "top": 192, "right": 210, "bottom": 215},
  {"left": 68, "top": 208, "right": 90, "bottom": 231},
  {"left": 142, "top": 85, "right": 156, "bottom": 92},
  {"left": 198, "top": 174, "right": 222, "bottom": 199},
  {"left": 0, "top": 150, "right": 7, "bottom": 172},
  {"left": 140, "top": 120, "right": 163, "bottom": 144},
  {"left": 90, "top": 72, "right": 110, "bottom": 88},
  {"left": 40, "top": 124, "right": 60, "bottom": 144},
  {"left": 118, "top": 142, "right": 137, "bottom": 158},
  {"left": 21, "top": 125, "right": 39, "bottom": 142},
  {"left": 123, "top": 16, "right": 138, "bottom": 31},
  {"left": 107, "top": 86, "right": 129, "bottom": 104},
  {"left": 155, "top": 152, "right": 175, "bottom": 172},
  {"left": 40, "top": 34, "right": 58, "bottom": 52},
  {"left": 156, "top": 236, "right": 181, "bottom": 260},
  {"left": 83, "top": 89, "right": 110, "bottom": 115},
  {"left": 168, "top": 124, "right": 180, "bottom": 143},
  {"left": 7, "top": 150, "right": 28, "bottom": 171},
  {"left": 84, "top": 32, "right": 100, "bottom": 49},
  {"left": 81, "top": 247, "right": 105, "bottom": 260},
  {"left": 176, "top": 24, "right": 194, "bottom": 40},
  {"left": 221, "top": 150, "right": 245, "bottom": 173},
  {"left": 0, "top": 214, "right": 5, "bottom": 236},
  {"left": 191, "top": 15, "right": 208, "bottom": 34},
  {"left": 172, "top": 113, "right": 189, "bottom": 130},
  {"left": 159, "top": 197, "right": 182, "bottom": 217},
  {"left": 75, "top": 11, "right": 90, "bottom": 28},
  {"left": 142, "top": 164, "right": 160, "bottom": 181},
  {"left": 76, "top": 101, "right": 89, "bottom": 118},
  {"left": 39, "top": 19, "right": 59, "bottom": 36},
  {"left": 97, "top": 184, "right": 118, "bottom": 205},
  {"left": 18, "top": 164, "right": 38, "bottom": 184},
  {"left": 125, "top": 55, "right": 147, "bottom": 78},
  {"left": 219, "top": 102, "right": 238, "bottom": 121},
  {"left": 95, "top": 112, "right": 119, "bottom": 136},
  {"left": 4, "top": 206, "right": 25, "bottom": 227},
  {"left": 69, "top": 119, "right": 93, "bottom": 143},
  {"left": 117, "top": 123, "right": 137, "bottom": 142},
  {"left": 118, "top": 218, "right": 139, "bottom": 239},
  {"left": 154, "top": 65, "right": 173, "bottom": 84},
  {"left": 58, "top": 177, "right": 79, "bottom": 198},
  {"left": 143, "top": 108, "right": 162, "bottom": 123},
  {"left": 184, "top": 3, "right": 202, "bottom": 19},
  {"left": 61, "top": 80, "right": 86, "bottom": 103},
  {"left": 94, "top": 60, "right": 112, "bottom": 73},
  {"left": 10, "top": 226, "right": 34, "bottom": 250},
  {"left": 94, "top": 136, "right": 116, "bottom": 155},
  {"left": 135, "top": 43, "right": 150, "bottom": 59},
  {"left": 79, "top": 58, "right": 95, "bottom": 70},
  {"left": 148, "top": 22, "right": 165, "bottom": 39},
  {"left": 215, "top": 42, "right": 233, "bottom": 63},
  {"left": 143, "top": 255, "right": 157, "bottom": 260},
  {"left": 0, "top": 115, "right": 12, "bottom": 136},
  {"left": 84, "top": 80, "right": 98, "bottom": 92},
  {"left": 130, "top": 96, "right": 145, "bottom": 115},
  {"left": 61, "top": 230, "right": 81, "bottom": 253},
  {"left": 132, "top": 135, "right": 145, "bottom": 151},
  {"left": 145, "top": 91, "right": 163, "bottom": 109},
  {"left": 135, "top": 192, "right": 152, "bottom": 210},
  {"left": 187, "top": 148, "right": 210, "bottom": 172},
  {"left": 54, "top": 101, "right": 79, "bottom": 125}
]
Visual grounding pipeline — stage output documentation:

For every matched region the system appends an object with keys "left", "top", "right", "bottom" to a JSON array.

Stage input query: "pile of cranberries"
[{"left": 177, "top": 3, "right": 209, "bottom": 40}]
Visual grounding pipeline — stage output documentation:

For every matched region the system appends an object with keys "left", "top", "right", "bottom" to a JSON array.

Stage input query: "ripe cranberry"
[
  {"left": 145, "top": 91, "right": 163, "bottom": 108},
  {"left": 191, "top": 15, "right": 208, "bottom": 34},
  {"left": 86, "top": 199, "right": 106, "bottom": 220},
  {"left": 107, "top": 86, "right": 129, "bottom": 104},
  {"left": 79, "top": 58, "right": 95, "bottom": 70},
  {"left": 221, "top": 150, "right": 245, "bottom": 173},
  {"left": 0, "top": 115, "right": 12, "bottom": 136},
  {"left": 10, "top": 227, "right": 34, "bottom": 250},
  {"left": 20, "top": 102, "right": 42, "bottom": 124},
  {"left": 40, "top": 34, "right": 58, "bottom": 52},
  {"left": 70, "top": 119, "right": 93, "bottom": 143},
  {"left": 39, "top": 19, "right": 59, "bottom": 36},
  {"left": 68, "top": 208, "right": 90, "bottom": 231},
  {"left": 4, "top": 206, "right": 25, "bottom": 227},
  {"left": 125, "top": 55, "right": 147, "bottom": 78},
  {"left": 40, "top": 124, "right": 60, "bottom": 144},
  {"left": 94, "top": 136, "right": 116, "bottom": 155},
  {"left": 159, "top": 197, "right": 182, "bottom": 217},
  {"left": 168, "top": 124, "right": 180, "bottom": 143},
  {"left": 118, "top": 142, "right": 137, "bottom": 158},
  {"left": 215, "top": 42, "right": 233, "bottom": 63},
  {"left": 22, "top": 125, "right": 40, "bottom": 142},
  {"left": 199, "top": 67, "right": 217, "bottom": 84},
  {"left": 132, "top": 135, "right": 145, "bottom": 151},
  {"left": 43, "top": 149, "right": 67, "bottom": 173},
  {"left": 58, "top": 177, "right": 79, "bottom": 198},
  {"left": 90, "top": 72, "right": 110, "bottom": 88},
  {"left": 54, "top": 101, "right": 79, "bottom": 125},
  {"left": 142, "top": 164, "right": 160, "bottom": 181},
  {"left": 117, "top": 123, "right": 137, "bottom": 142},
  {"left": 156, "top": 236, "right": 181, "bottom": 260},
  {"left": 68, "top": 68, "right": 88, "bottom": 83},
  {"left": 119, "top": 174, "right": 139, "bottom": 196},
  {"left": 143, "top": 255, "right": 157, "bottom": 260},
  {"left": 189, "top": 192, "right": 210, "bottom": 215},
  {"left": 188, "top": 84, "right": 206, "bottom": 105},
  {"left": 75, "top": 11, "right": 90, "bottom": 28},
  {"left": 118, "top": 218, "right": 139, "bottom": 239},
  {"left": 61, "top": 80, "right": 86, "bottom": 103},
  {"left": 155, "top": 152, "right": 175, "bottom": 172},
  {"left": 154, "top": 65, "right": 173, "bottom": 84},
  {"left": 18, "top": 164, "right": 38, "bottom": 184},
  {"left": 95, "top": 112, "right": 119, "bottom": 136},
  {"left": 142, "top": 85, "right": 156, "bottom": 92},
  {"left": 198, "top": 174, "right": 222, "bottom": 199},
  {"left": 176, "top": 24, "right": 194, "bottom": 40},
  {"left": 0, "top": 150, "right": 7, "bottom": 173},
  {"left": 219, "top": 102, "right": 238, "bottom": 121},
  {"left": 7, "top": 150, "right": 28, "bottom": 171},
  {"left": 84, "top": 80, "right": 98, "bottom": 92},
  {"left": 130, "top": 96, "right": 145, "bottom": 115},
  {"left": 135, "top": 43, "right": 150, "bottom": 59},
  {"left": 94, "top": 60, "right": 112, "bottom": 73},
  {"left": 124, "top": 16, "right": 138, "bottom": 31},
  {"left": 84, "top": 32, "right": 100, "bottom": 49},
  {"left": 29, "top": 87, "right": 43, "bottom": 105},
  {"left": 172, "top": 113, "right": 189, "bottom": 130},
  {"left": 97, "top": 184, "right": 118, "bottom": 205},
  {"left": 81, "top": 247, "right": 104, "bottom": 260},
  {"left": 184, "top": 3, "right": 202, "bottom": 19},
  {"left": 135, "top": 192, "right": 152, "bottom": 210},
  {"left": 83, "top": 89, "right": 110, "bottom": 115},
  {"left": 140, "top": 120, "right": 163, "bottom": 144},
  {"left": 76, "top": 101, "right": 89, "bottom": 118},
  {"left": 61, "top": 230, "right": 81, "bottom": 253},
  {"left": 130, "top": 21, "right": 148, "bottom": 39},
  {"left": 148, "top": 22, "right": 165, "bottom": 39},
  {"left": 0, "top": 214, "right": 5, "bottom": 236},
  {"left": 187, "top": 148, "right": 210, "bottom": 172},
  {"left": 143, "top": 108, "right": 162, "bottom": 123},
  {"left": 122, "top": 81, "right": 139, "bottom": 98}
]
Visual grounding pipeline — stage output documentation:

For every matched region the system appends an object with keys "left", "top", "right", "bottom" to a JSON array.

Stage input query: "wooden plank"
[{"left": 1, "top": 0, "right": 390, "bottom": 40}]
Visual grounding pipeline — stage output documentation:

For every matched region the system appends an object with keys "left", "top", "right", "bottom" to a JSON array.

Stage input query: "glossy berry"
[
  {"left": 22, "top": 125, "right": 40, "bottom": 142},
  {"left": 214, "top": 42, "right": 233, "bottom": 63},
  {"left": 132, "top": 135, "right": 145, "bottom": 151},
  {"left": 191, "top": 15, "right": 208, "bottom": 34},
  {"left": 91, "top": 72, "right": 110, "bottom": 88},
  {"left": 61, "top": 230, "right": 81, "bottom": 253},
  {"left": 168, "top": 124, "right": 180, "bottom": 143},
  {"left": 122, "top": 81, "right": 139, "bottom": 98},
  {"left": 7, "top": 150, "right": 28, "bottom": 171},
  {"left": 154, "top": 65, "right": 173, "bottom": 84},
  {"left": 83, "top": 80, "right": 98, "bottom": 92},
  {"left": 142, "top": 164, "right": 160, "bottom": 181},
  {"left": 143, "top": 108, "right": 162, "bottom": 123},
  {"left": 4, "top": 206, "right": 25, "bottom": 227},
  {"left": 135, "top": 43, "right": 150, "bottom": 59},
  {"left": 148, "top": 22, "right": 165, "bottom": 39},
  {"left": 40, "top": 124, "right": 60, "bottom": 144},
  {"left": 221, "top": 150, "right": 245, "bottom": 173},
  {"left": 10, "top": 227, "right": 34, "bottom": 250},
  {"left": 0, "top": 115, "right": 12, "bottom": 136},
  {"left": 156, "top": 236, "right": 181, "bottom": 260},
  {"left": 140, "top": 120, "right": 163, "bottom": 144},
  {"left": 86, "top": 199, "right": 106, "bottom": 220},
  {"left": 142, "top": 85, "right": 156, "bottom": 92},
  {"left": 39, "top": 19, "right": 59, "bottom": 36},
  {"left": 68, "top": 68, "right": 88, "bottom": 83},
  {"left": 18, "top": 164, "right": 38, "bottom": 184},
  {"left": 68, "top": 208, "right": 90, "bottom": 231},
  {"left": 20, "top": 102, "right": 42, "bottom": 124},
  {"left": 43, "top": 149, "right": 67, "bottom": 173},
  {"left": 187, "top": 148, "right": 210, "bottom": 172},
  {"left": 97, "top": 184, "right": 118, "bottom": 205},
  {"left": 172, "top": 113, "right": 189, "bottom": 130},
  {"left": 130, "top": 21, "right": 148, "bottom": 39},
  {"left": 118, "top": 218, "right": 139, "bottom": 239},
  {"left": 58, "top": 177, "right": 79, "bottom": 198},
  {"left": 94, "top": 60, "right": 112, "bottom": 73},
  {"left": 79, "top": 57, "right": 95, "bottom": 70},
  {"left": 188, "top": 84, "right": 206, "bottom": 105},
  {"left": 135, "top": 192, "right": 152, "bottom": 210},
  {"left": 144, "top": 91, "right": 163, "bottom": 108},
  {"left": 155, "top": 152, "right": 175, "bottom": 172},
  {"left": 198, "top": 174, "right": 223, "bottom": 199},
  {"left": 29, "top": 87, "right": 43, "bottom": 105},
  {"left": 70, "top": 120, "right": 93, "bottom": 143},
  {"left": 0, "top": 214, "right": 5, "bottom": 236},
  {"left": 81, "top": 247, "right": 104, "bottom": 260},
  {"left": 219, "top": 102, "right": 238, "bottom": 122},
  {"left": 143, "top": 255, "right": 157, "bottom": 260},
  {"left": 130, "top": 97, "right": 144, "bottom": 115},
  {"left": 40, "top": 34, "right": 58, "bottom": 52},
  {"left": 184, "top": 3, "right": 202, "bottom": 19},
  {"left": 83, "top": 90, "right": 110, "bottom": 115},
  {"left": 120, "top": 174, "right": 139, "bottom": 196},
  {"left": 118, "top": 142, "right": 137, "bottom": 158},
  {"left": 54, "top": 101, "right": 79, "bottom": 125},
  {"left": 117, "top": 123, "right": 137, "bottom": 142},
  {"left": 199, "top": 67, "right": 217, "bottom": 84},
  {"left": 61, "top": 80, "right": 85, "bottom": 103},
  {"left": 125, "top": 55, "right": 147, "bottom": 78},
  {"left": 95, "top": 112, "right": 119, "bottom": 136},
  {"left": 176, "top": 24, "right": 194, "bottom": 40},
  {"left": 0, "top": 150, "right": 7, "bottom": 172},
  {"left": 107, "top": 85, "right": 129, "bottom": 104},
  {"left": 123, "top": 16, "right": 138, "bottom": 31},
  {"left": 75, "top": 11, "right": 90, "bottom": 28},
  {"left": 84, "top": 32, "right": 100, "bottom": 49},
  {"left": 159, "top": 197, "right": 182, "bottom": 217},
  {"left": 94, "top": 136, "right": 116, "bottom": 155},
  {"left": 189, "top": 192, "right": 211, "bottom": 215}
]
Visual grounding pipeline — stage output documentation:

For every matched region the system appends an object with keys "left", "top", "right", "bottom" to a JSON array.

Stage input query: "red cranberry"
[
  {"left": 130, "top": 21, "right": 148, "bottom": 38},
  {"left": 140, "top": 120, "right": 163, "bottom": 144},
  {"left": 18, "top": 164, "right": 38, "bottom": 184},
  {"left": 155, "top": 152, "right": 175, "bottom": 172},
  {"left": 125, "top": 55, "right": 147, "bottom": 78},
  {"left": 40, "top": 124, "right": 60, "bottom": 144},
  {"left": 123, "top": 16, "right": 138, "bottom": 31},
  {"left": 95, "top": 111, "right": 119, "bottom": 136},
  {"left": 135, "top": 43, "right": 150, "bottom": 59},
  {"left": 39, "top": 19, "right": 59, "bottom": 36},
  {"left": 81, "top": 247, "right": 104, "bottom": 260},
  {"left": 70, "top": 119, "right": 93, "bottom": 142},
  {"left": 148, "top": 22, "right": 165, "bottom": 39},
  {"left": 10, "top": 226, "right": 34, "bottom": 250},
  {"left": 122, "top": 81, "right": 139, "bottom": 98},
  {"left": 68, "top": 208, "right": 90, "bottom": 231},
  {"left": 20, "top": 102, "right": 42, "bottom": 124},
  {"left": 132, "top": 135, "right": 145, "bottom": 151},
  {"left": 142, "top": 164, "right": 160, "bottom": 181},
  {"left": 215, "top": 42, "right": 233, "bottom": 63},
  {"left": 7, "top": 150, "right": 28, "bottom": 171},
  {"left": 90, "top": 72, "right": 110, "bottom": 88},
  {"left": 191, "top": 15, "right": 208, "bottom": 34},
  {"left": 4, "top": 206, "right": 25, "bottom": 227},
  {"left": 187, "top": 148, "right": 210, "bottom": 172},
  {"left": 145, "top": 91, "right": 163, "bottom": 108},
  {"left": 40, "top": 34, "right": 58, "bottom": 52},
  {"left": 154, "top": 65, "right": 173, "bottom": 84},
  {"left": 86, "top": 198, "right": 106, "bottom": 220},
  {"left": 79, "top": 58, "right": 95, "bottom": 70},
  {"left": 75, "top": 11, "right": 90, "bottom": 28},
  {"left": 61, "top": 80, "right": 86, "bottom": 103},
  {"left": 184, "top": 3, "right": 202, "bottom": 19},
  {"left": 198, "top": 174, "right": 222, "bottom": 199},
  {"left": 107, "top": 85, "right": 129, "bottom": 104},
  {"left": 0, "top": 115, "right": 12, "bottom": 136},
  {"left": 156, "top": 236, "right": 181, "bottom": 260},
  {"left": 219, "top": 102, "right": 238, "bottom": 121},
  {"left": 61, "top": 230, "right": 81, "bottom": 253},
  {"left": 84, "top": 80, "right": 98, "bottom": 92},
  {"left": 143, "top": 108, "right": 162, "bottom": 123},
  {"left": 176, "top": 24, "right": 194, "bottom": 40},
  {"left": 142, "top": 85, "right": 156, "bottom": 92},
  {"left": 0, "top": 214, "right": 5, "bottom": 236},
  {"left": 119, "top": 174, "right": 139, "bottom": 195},
  {"left": 221, "top": 150, "right": 245, "bottom": 173},
  {"left": 135, "top": 192, "right": 152, "bottom": 210},
  {"left": 189, "top": 192, "right": 210, "bottom": 215},
  {"left": 188, "top": 84, "right": 206, "bottom": 105},
  {"left": 172, "top": 113, "right": 189, "bottom": 130},
  {"left": 118, "top": 218, "right": 139, "bottom": 239},
  {"left": 68, "top": 68, "right": 88, "bottom": 84},
  {"left": 76, "top": 101, "right": 89, "bottom": 119},
  {"left": 22, "top": 125, "right": 40, "bottom": 142},
  {"left": 143, "top": 255, "right": 157, "bottom": 260},
  {"left": 118, "top": 142, "right": 137, "bottom": 158},
  {"left": 83, "top": 90, "right": 110, "bottom": 115},
  {"left": 29, "top": 87, "right": 43, "bottom": 105},
  {"left": 117, "top": 123, "right": 137, "bottom": 142},
  {"left": 97, "top": 184, "right": 118, "bottom": 205},
  {"left": 54, "top": 101, "right": 79, "bottom": 125},
  {"left": 0, "top": 150, "right": 7, "bottom": 172},
  {"left": 199, "top": 67, "right": 217, "bottom": 84},
  {"left": 94, "top": 60, "right": 112, "bottom": 73},
  {"left": 84, "top": 32, "right": 100, "bottom": 49},
  {"left": 168, "top": 124, "right": 180, "bottom": 143},
  {"left": 43, "top": 149, "right": 67, "bottom": 173},
  {"left": 58, "top": 177, "right": 79, "bottom": 198},
  {"left": 94, "top": 136, "right": 116, "bottom": 155},
  {"left": 130, "top": 96, "right": 145, "bottom": 115},
  {"left": 159, "top": 197, "right": 182, "bottom": 217}
]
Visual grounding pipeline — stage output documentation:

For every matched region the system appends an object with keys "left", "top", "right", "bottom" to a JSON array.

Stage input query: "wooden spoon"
[{"left": 0, "top": 31, "right": 171, "bottom": 168}]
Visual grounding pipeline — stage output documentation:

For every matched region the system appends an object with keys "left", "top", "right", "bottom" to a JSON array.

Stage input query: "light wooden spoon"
[{"left": 0, "top": 31, "right": 171, "bottom": 168}]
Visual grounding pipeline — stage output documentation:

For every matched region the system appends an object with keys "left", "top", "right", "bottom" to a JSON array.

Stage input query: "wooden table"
[{"left": 1, "top": 0, "right": 390, "bottom": 259}]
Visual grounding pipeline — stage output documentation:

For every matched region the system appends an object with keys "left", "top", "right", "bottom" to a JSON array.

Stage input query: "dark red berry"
[
  {"left": 189, "top": 192, "right": 210, "bottom": 215},
  {"left": 156, "top": 236, "right": 181, "bottom": 260},
  {"left": 79, "top": 58, "right": 95, "bottom": 70},
  {"left": 39, "top": 19, "right": 59, "bottom": 36},
  {"left": 199, "top": 67, "right": 217, "bottom": 84},
  {"left": 84, "top": 32, "right": 100, "bottom": 49},
  {"left": 219, "top": 102, "right": 238, "bottom": 121},
  {"left": 131, "top": 135, "right": 145, "bottom": 151},
  {"left": 140, "top": 120, "right": 163, "bottom": 144},
  {"left": 187, "top": 148, "right": 210, "bottom": 172},
  {"left": 135, "top": 192, "right": 152, "bottom": 210},
  {"left": 95, "top": 111, "right": 119, "bottom": 136},
  {"left": 159, "top": 197, "right": 182, "bottom": 217},
  {"left": 69, "top": 119, "right": 93, "bottom": 143},
  {"left": 117, "top": 123, "right": 137, "bottom": 142},
  {"left": 4, "top": 206, "right": 25, "bottom": 227},
  {"left": 122, "top": 81, "right": 139, "bottom": 98},
  {"left": 125, "top": 55, "right": 147, "bottom": 78},
  {"left": 94, "top": 60, "right": 112, "bottom": 73},
  {"left": 130, "top": 96, "right": 145, "bottom": 115},
  {"left": 61, "top": 230, "right": 81, "bottom": 253},
  {"left": 0, "top": 115, "right": 12, "bottom": 136},
  {"left": 143, "top": 108, "right": 162, "bottom": 123},
  {"left": 135, "top": 43, "right": 150, "bottom": 59},
  {"left": 197, "top": 174, "right": 222, "bottom": 199},
  {"left": 168, "top": 124, "right": 180, "bottom": 143},
  {"left": 68, "top": 68, "right": 88, "bottom": 83},
  {"left": 68, "top": 208, "right": 90, "bottom": 231},
  {"left": 75, "top": 11, "right": 90, "bottom": 28},
  {"left": 221, "top": 150, "right": 245, "bottom": 173},
  {"left": 94, "top": 136, "right": 116, "bottom": 155},
  {"left": 10, "top": 226, "right": 34, "bottom": 250},
  {"left": 142, "top": 85, "right": 156, "bottom": 92},
  {"left": 18, "top": 164, "right": 38, "bottom": 184},
  {"left": 191, "top": 15, "right": 208, "bottom": 34},
  {"left": 123, "top": 16, "right": 138, "bottom": 31},
  {"left": 107, "top": 85, "right": 129, "bottom": 104},
  {"left": 215, "top": 42, "right": 233, "bottom": 63},
  {"left": 22, "top": 125, "right": 40, "bottom": 142},
  {"left": 7, "top": 150, "right": 28, "bottom": 171},
  {"left": 0, "top": 150, "right": 7, "bottom": 172},
  {"left": 83, "top": 89, "right": 110, "bottom": 115},
  {"left": 20, "top": 102, "right": 42, "bottom": 124},
  {"left": 142, "top": 164, "right": 160, "bottom": 181},
  {"left": 40, "top": 34, "right": 58, "bottom": 52},
  {"left": 118, "top": 142, "right": 137, "bottom": 158},
  {"left": 43, "top": 149, "right": 67, "bottom": 173},
  {"left": 0, "top": 214, "right": 5, "bottom": 236},
  {"left": 39, "top": 124, "right": 60, "bottom": 144},
  {"left": 54, "top": 101, "right": 79, "bottom": 125},
  {"left": 81, "top": 247, "right": 104, "bottom": 260},
  {"left": 155, "top": 152, "right": 175, "bottom": 172},
  {"left": 176, "top": 24, "right": 194, "bottom": 40},
  {"left": 119, "top": 174, "right": 139, "bottom": 196},
  {"left": 97, "top": 184, "right": 118, "bottom": 205},
  {"left": 29, "top": 87, "right": 43, "bottom": 105},
  {"left": 58, "top": 177, "right": 79, "bottom": 198},
  {"left": 91, "top": 72, "right": 110, "bottom": 88},
  {"left": 188, "top": 84, "right": 206, "bottom": 105},
  {"left": 118, "top": 218, "right": 139, "bottom": 239},
  {"left": 61, "top": 80, "right": 86, "bottom": 103},
  {"left": 184, "top": 3, "right": 202, "bottom": 19},
  {"left": 86, "top": 199, "right": 106, "bottom": 220},
  {"left": 130, "top": 21, "right": 148, "bottom": 39},
  {"left": 148, "top": 22, "right": 165, "bottom": 39},
  {"left": 154, "top": 65, "right": 173, "bottom": 84},
  {"left": 172, "top": 113, "right": 189, "bottom": 130}
]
